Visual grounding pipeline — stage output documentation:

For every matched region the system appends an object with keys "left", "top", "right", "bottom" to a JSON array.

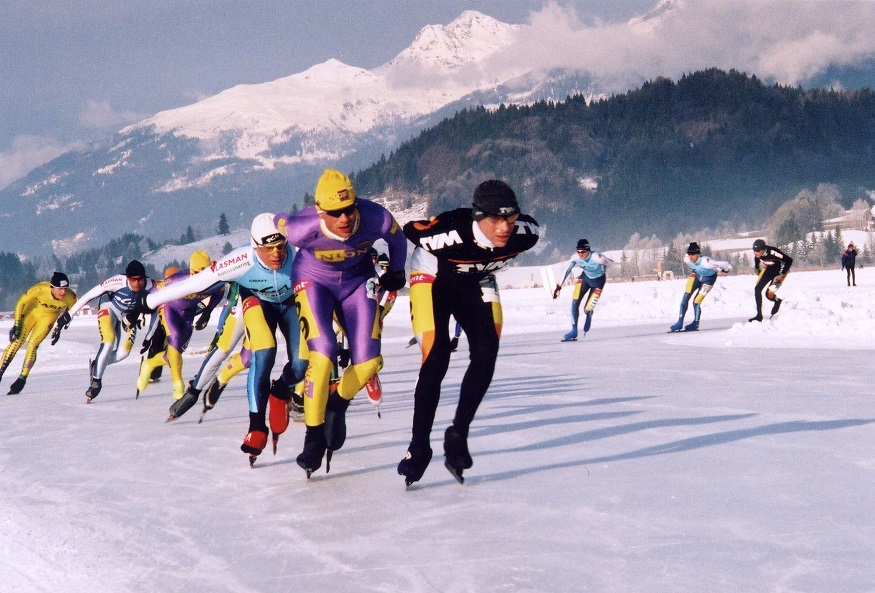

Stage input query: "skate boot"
[
  {"left": 241, "top": 412, "right": 268, "bottom": 466},
  {"left": 268, "top": 378, "right": 292, "bottom": 453},
  {"left": 398, "top": 444, "right": 433, "bottom": 487},
  {"left": 291, "top": 390, "right": 305, "bottom": 422},
  {"left": 7, "top": 377, "right": 26, "bottom": 395},
  {"left": 444, "top": 425, "right": 473, "bottom": 484},
  {"left": 561, "top": 327, "right": 578, "bottom": 342},
  {"left": 167, "top": 385, "right": 200, "bottom": 421},
  {"left": 771, "top": 298, "right": 782, "bottom": 316},
  {"left": 85, "top": 377, "right": 102, "bottom": 403},
  {"left": 135, "top": 357, "right": 152, "bottom": 399},
  {"left": 324, "top": 388, "right": 351, "bottom": 452},
  {"left": 202, "top": 381, "right": 226, "bottom": 412},
  {"left": 583, "top": 311, "right": 593, "bottom": 334},
  {"left": 669, "top": 318, "right": 684, "bottom": 332},
  {"left": 685, "top": 304, "right": 700, "bottom": 331},
  {"left": 296, "top": 424, "right": 328, "bottom": 477},
  {"left": 748, "top": 313, "right": 763, "bottom": 323},
  {"left": 449, "top": 337, "right": 459, "bottom": 352}
]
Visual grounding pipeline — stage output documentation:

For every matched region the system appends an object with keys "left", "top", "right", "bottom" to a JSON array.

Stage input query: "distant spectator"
[{"left": 841, "top": 242, "right": 858, "bottom": 287}]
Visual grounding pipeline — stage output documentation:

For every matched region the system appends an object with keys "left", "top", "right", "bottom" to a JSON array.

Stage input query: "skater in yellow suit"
[{"left": 0, "top": 272, "right": 77, "bottom": 394}]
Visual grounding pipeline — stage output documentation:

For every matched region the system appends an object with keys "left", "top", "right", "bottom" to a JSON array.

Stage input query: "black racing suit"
[
  {"left": 403, "top": 208, "right": 539, "bottom": 450},
  {"left": 753, "top": 245, "right": 793, "bottom": 316}
]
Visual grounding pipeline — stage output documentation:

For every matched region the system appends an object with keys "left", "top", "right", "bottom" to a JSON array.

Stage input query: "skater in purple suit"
[{"left": 274, "top": 168, "right": 407, "bottom": 477}]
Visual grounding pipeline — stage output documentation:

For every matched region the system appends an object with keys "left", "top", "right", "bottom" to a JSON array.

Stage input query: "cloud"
[
  {"left": 78, "top": 99, "right": 145, "bottom": 130},
  {"left": 0, "top": 135, "right": 84, "bottom": 190},
  {"left": 492, "top": 0, "right": 875, "bottom": 92}
]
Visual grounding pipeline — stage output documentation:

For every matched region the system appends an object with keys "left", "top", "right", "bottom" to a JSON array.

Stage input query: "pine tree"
[{"left": 218, "top": 213, "right": 230, "bottom": 235}]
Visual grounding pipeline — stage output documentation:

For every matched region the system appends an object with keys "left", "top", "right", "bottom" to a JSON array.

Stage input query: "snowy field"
[{"left": 0, "top": 268, "right": 872, "bottom": 593}]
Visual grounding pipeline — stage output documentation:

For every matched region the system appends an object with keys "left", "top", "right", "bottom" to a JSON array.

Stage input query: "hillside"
[{"left": 354, "top": 69, "right": 875, "bottom": 252}]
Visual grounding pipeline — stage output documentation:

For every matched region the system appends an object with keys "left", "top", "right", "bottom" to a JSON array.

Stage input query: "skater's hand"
[
  {"left": 123, "top": 312, "right": 142, "bottom": 332},
  {"left": 378, "top": 269, "right": 406, "bottom": 292},
  {"left": 50, "top": 325, "right": 63, "bottom": 345},
  {"left": 139, "top": 336, "right": 152, "bottom": 354},
  {"left": 57, "top": 311, "right": 71, "bottom": 330},
  {"left": 8, "top": 323, "right": 21, "bottom": 342},
  {"left": 552, "top": 284, "right": 562, "bottom": 300},
  {"left": 194, "top": 310, "right": 211, "bottom": 331}
]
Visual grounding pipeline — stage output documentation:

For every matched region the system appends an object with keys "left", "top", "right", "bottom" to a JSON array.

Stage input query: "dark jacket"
[{"left": 842, "top": 247, "right": 857, "bottom": 269}]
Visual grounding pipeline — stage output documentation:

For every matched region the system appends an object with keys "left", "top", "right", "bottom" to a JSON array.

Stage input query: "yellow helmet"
[
  {"left": 314, "top": 169, "right": 356, "bottom": 212},
  {"left": 189, "top": 250, "right": 211, "bottom": 274}
]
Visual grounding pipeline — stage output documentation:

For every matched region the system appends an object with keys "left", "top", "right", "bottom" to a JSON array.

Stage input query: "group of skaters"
[
  {"left": 551, "top": 237, "right": 797, "bottom": 338},
  {"left": 1, "top": 171, "right": 539, "bottom": 487},
  {"left": 0, "top": 167, "right": 857, "bottom": 485}
]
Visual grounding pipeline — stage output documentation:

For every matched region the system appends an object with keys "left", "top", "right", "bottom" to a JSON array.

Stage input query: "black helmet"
[
  {"left": 50, "top": 271, "right": 70, "bottom": 288},
  {"left": 125, "top": 260, "right": 146, "bottom": 277},
  {"left": 576, "top": 239, "right": 590, "bottom": 252},
  {"left": 752, "top": 239, "right": 766, "bottom": 251},
  {"left": 686, "top": 242, "right": 701, "bottom": 255},
  {"left": 376, "top": 253, "right": 389, "bottom": 267},
  {"left": 472, "top": 180, "right": 519, "bottom": 220}
]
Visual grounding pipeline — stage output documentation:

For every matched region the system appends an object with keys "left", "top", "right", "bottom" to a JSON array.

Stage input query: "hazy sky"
[{"left": 2, "top": 0, "right": 875, "bottom": 189}]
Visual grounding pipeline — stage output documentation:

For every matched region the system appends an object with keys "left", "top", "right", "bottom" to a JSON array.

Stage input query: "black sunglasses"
[{"left": 323, "top": 205, "right": 357, "bottom": 218}]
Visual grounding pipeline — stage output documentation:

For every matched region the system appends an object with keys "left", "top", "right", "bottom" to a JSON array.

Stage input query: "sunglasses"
[
  {"left": 256, "top": 240, "right": 288, "bottom": 254},
  {"left": 323, "top": 205, "right": 357, "bottom": 218}
]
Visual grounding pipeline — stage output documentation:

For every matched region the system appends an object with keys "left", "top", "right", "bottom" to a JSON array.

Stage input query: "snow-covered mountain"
[{"left": 0, "top": 8, "right": 655, "bottom": 257}]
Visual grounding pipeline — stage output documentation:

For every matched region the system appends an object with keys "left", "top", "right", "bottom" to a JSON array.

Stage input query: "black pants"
[
  {"left": 409, "top": 277, "right": 500, "bottom": 449},
  {"left": 846, "top": 266, "right": 856, "bottom": 286},
  {"left": 754, "top": 266, "right": 781, "bottom": 315}
]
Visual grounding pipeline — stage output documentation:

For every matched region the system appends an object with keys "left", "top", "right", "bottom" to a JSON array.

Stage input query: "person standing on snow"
[
  {"left": 750, "top": 238, "right": 792, "bottom": 322},
  {"left": 0, "top": 272, "right": 77, "bottom": 395},
  {"left": 399, "top": 179, "right": 539, "bottom": 486},
  {"left": 668, "top": 242, "right": 732, "bottom": 332},
  {"left": 552, "top": 238, "right": 613, "bottom": 341},
  {"left": 273, "top": 168, "right": 407, "bottom": 478},
  {"left": 54, "top": 260, "right": 156, "bottom": 402},
  {"left": 841, "top": 242, "right": 858, "bottom": 287}
]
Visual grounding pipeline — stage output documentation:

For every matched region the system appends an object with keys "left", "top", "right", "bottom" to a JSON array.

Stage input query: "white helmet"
[{"left": 250, "top": 213, "right": 283, "bottom": 246}]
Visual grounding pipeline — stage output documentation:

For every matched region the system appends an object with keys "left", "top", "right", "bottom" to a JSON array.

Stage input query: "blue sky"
[{"left": 2, "top": 0, "right": 875, "bottom": 189}]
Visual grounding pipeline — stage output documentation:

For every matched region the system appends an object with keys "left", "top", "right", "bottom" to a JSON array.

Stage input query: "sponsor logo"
[
  {"left": 314, "top": 245, "right": 372, "bottom": 263},
  {"left": 293, "top": 280, "right": 311, "bottom": 294},
  {"left": 419, "top": 230, "right": 462, "bottom": 251},
  {"left": 409, "top": 273, "right": 436, "bottom": 285},
  {"left": 516, "top": 220, "right": 538, "bottom": 234},
  {"left": 454, "top": 260, "right": 508, "bottom": 274},
  {"left": 216, "top": 252, "right": 249, "bottom": 271}
]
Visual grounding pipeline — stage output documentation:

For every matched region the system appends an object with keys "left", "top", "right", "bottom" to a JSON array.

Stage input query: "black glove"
[
  {"left": 140, "top": 336, "right": 152, "bottom": 354},
  {"left": 57, "top": 311, "right": 71, "bottom": 330},
  {"left": 337, "top": 347, "right": 351, "bottom": 369},
  {"left": 378, "top": 269, "right": 406, "bottom": 292},
  {"left": 9, "top": 323, "right": 21, "bottom": 342},
  {"left": 123, "top": 312, "right": 143, "bottom": 332},
  {"left": 552, "top": 284, "right": 562, "bottom": 300},
  {"left": 50, "top": 325, "right": 63, "bottom": 345},
  {"left": 195, "top": 310, "right": 211, "bottom": 331}
]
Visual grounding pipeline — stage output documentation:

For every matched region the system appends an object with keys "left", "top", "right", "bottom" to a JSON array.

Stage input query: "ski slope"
[{"left": 0, "top": 269, "right": 872, "bottom": 593}]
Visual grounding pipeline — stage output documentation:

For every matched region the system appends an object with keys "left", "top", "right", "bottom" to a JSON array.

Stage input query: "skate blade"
[
  {"left": 444, "top": 460, "right": 465, "bottom": 484},
  {"left": 165, "top": 414, "right": 176, "bottom": 423},
  {"left": 248, "top": 455, "right": 257, "bottom": 468},
  {"left": 560, "top": 338, "right": 577, "bottom": 342}
]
